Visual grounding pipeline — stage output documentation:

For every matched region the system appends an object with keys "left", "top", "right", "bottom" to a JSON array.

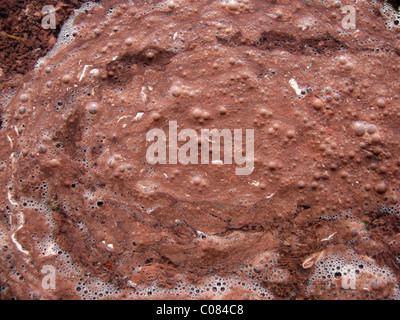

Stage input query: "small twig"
[
  {"left": 41, "top": 6, "right": 64, "bottom": 17},
  {"left": 1, "top": 31, "right": 25, "bottom": 41}
]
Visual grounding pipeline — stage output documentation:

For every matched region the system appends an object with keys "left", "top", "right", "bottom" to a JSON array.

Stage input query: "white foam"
[
  {"left": 35, "top": 2, "right": 102, "bottom": 69},
  {"left": 307, "top": 250, "right": 399, "bottom": 298}
]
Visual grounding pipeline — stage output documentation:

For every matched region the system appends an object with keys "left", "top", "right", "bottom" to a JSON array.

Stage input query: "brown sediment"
[{"left": 1, "top": 0, "right": 400, "bottom": 300}]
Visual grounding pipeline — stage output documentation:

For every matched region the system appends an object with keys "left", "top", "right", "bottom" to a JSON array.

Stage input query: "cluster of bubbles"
[
  {"left": 75, "top": 277, "right": 119, "bottom": 300},
  {"left": 380, "top": 205, "right": 400, "bottom": 217},
  {"left": 370, "top": 0, "right": 400, "bottom": 30},
  {"left": 125, "top": 251, "right": 291, "bottom": 299},
  {"left": 129, "top": 274, "right": 274, "bottom": 300},
  {"left": 307, "top": 250, "right": 400, "bottom": 299},
  {"left": 1, "top": 223, "right": 30, "bottom": 299},
  {"left": 219, "top": 0, "right": 253, "bottom": 14},
  {"left": 314, "top": 206, "right": 354, "bottom": 222}
]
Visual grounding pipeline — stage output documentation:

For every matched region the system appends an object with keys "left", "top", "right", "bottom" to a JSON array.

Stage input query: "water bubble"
[
  {"left": 171, "top": 85, "right": 181, "bottom": 97},
  {"left": 367, "top": 124, "right": 377, "bottom": 134},
  {"left": 87, "top": 102, "right": 98, "bottom": 114},
  {"left": 192, "top": 108, "right": 202, "bottom": 119},
  {"left": 193, "top": 176, "right": 202, "bottom": 186},
  {"left": 227, "top": 0, "right": 239, "bottom": 11},
  {"left": 39, "top": 145, "right": 47, "bottom": 154},
  {"left": 376, "top": 98, "right": 386, "bottom": 108},
  {"left": 125, "top": 37, "right": 134, "bottom": 46},
  {"left": 310, "top": 97, "right": 324, "bottom": 110},
  {"left": 62, "top": 74, "right": 72, "bottom": 84},
  {"left": 146, "top": 51, "right": 155, "bottom": 60},
  {"left": 20, "top": 94, "right": 29, "bottom": 103},
  {"left": 167, "top": 1, "right": 176, "bottom": 9},
  {"left": 375, "top": 182, "right": 387, "bottom": 194},
  {"left": 152, "top": 112, "right": 161, "bottom": 121},
  {"left": 203, "top": 111, "right": 211, "bottom": 120},
  {"left": 353, "top": 122, "right": 366, "bottom": 137},
  {"left": 297, "top": 180, "right": 306, "bottom": 189}
]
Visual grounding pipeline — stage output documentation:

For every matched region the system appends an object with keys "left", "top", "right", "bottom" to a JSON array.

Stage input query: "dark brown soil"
[{"left": 0, "top": 0, "right": 92, "bottom": 80}]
